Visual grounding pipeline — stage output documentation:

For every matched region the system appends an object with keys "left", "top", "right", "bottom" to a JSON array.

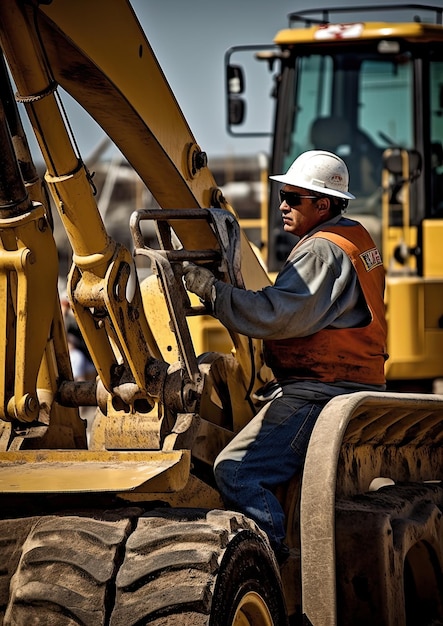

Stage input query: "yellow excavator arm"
[{"left": 0, "top": 0, "right": 271, "bottom": 491}]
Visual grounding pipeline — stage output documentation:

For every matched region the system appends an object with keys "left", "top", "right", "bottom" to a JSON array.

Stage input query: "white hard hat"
[{"left": 270, "top": 150, "right": 355, "bottom": 200}]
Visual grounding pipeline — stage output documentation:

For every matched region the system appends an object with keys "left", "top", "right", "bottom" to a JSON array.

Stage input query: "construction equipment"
[
  {"left": 0, "top": 2, "right": 441, "bottom": 625},
  {"left": 227, "top": 4, "right": 443, "bottom": 392}
]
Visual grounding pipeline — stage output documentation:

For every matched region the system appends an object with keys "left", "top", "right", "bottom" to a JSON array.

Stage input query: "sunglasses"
[{"left": 279, "top": 189, "right": 319, "bottom": 207}]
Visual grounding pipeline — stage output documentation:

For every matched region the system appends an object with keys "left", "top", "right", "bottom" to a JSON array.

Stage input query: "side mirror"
[
  {"left": 227, "top": 65, "right": 245, "bottom": 95},
  {"left": 226, "top": 65, "right": 246, "bottom": 126},
  {"left": 224, "top": 45, "right": 275, "bottom": 137},
  {"left": 228, "top": 97, "right": 246, "bottom": 126}
]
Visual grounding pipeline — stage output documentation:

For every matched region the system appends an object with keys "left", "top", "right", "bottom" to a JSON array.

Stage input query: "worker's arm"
[{"left": 185, "top": 237, "right": 370, "bottom": 340}]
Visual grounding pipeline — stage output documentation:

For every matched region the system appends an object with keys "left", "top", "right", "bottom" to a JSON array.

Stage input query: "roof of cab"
[{"left": 274, "top": 21, "right": 443, "bottom": 46}]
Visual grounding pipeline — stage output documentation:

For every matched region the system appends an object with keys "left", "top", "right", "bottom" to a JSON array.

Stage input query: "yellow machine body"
[{"left": 0, "top": 3, "right": 441, "bottom": 625}]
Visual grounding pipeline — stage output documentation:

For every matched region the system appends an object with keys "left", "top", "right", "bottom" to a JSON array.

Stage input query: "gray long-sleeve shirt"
[{"left": 213, "top": 215, "right": 370, "bottom": 340}]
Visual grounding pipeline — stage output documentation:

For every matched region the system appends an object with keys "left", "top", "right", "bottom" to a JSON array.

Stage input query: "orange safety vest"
[{"left": 263, "top": 222, "right": 388, "bottom": 385}]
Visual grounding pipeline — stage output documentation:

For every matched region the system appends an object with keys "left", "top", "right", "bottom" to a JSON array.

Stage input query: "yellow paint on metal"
[
  {"left": 385, "top": 278, "right": 443, "bottom": 380},
  {"left": 0, "top": 449, "right": 189, "bottom": 493},
  {"left": 275, "top": 23, "right": 443, "bottom": 46},
  {"left": 233, "top": 591, "right": 274, "bottom": 626},
  {"left": 421, "top": 220, "right": 443, "bottom": 277}
]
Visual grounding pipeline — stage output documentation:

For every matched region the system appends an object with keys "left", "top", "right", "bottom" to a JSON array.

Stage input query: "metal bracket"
[{"left": 130, "top": 208, "right": 243, "bottom": 388}]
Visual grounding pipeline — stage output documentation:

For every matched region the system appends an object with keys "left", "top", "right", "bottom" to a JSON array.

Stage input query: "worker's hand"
[{"left": 183, "top": 263, "right": 216, "bottom": 301}]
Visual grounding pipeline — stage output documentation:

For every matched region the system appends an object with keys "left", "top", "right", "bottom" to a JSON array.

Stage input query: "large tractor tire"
[
  {"left": 110, "top": 508, "right": 288, "bottom": 626},
  {"left": 2, "top": 506, "right": 288, "bottom": 626},
  {"left": 3, "top": 506, "right": 143, "bottom": 625},
  {"left": 335, "top": 482, "right": 443, "bottom": 626}
]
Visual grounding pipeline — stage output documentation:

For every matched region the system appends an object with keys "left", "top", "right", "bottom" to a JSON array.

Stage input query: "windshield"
[
  {"left": 431, "top": 56, "right": 443, "bottom": 216},
  {"left": 281, "top": 51, "right": 414, "bottom": 215}
]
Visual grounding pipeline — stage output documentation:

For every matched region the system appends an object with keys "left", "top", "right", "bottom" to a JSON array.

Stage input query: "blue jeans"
[{"left": 213, "top": 392, "right": 326, "bottom": 555}]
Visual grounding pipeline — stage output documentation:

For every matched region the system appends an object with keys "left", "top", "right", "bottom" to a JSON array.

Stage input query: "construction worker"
[{"left": 183, "top": 149, "right": 388, "bottom": 564}]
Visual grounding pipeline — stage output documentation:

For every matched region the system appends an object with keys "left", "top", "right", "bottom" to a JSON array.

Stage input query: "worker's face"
[{"left": 278, "top": 186, "right": 330, "bottom": 237}]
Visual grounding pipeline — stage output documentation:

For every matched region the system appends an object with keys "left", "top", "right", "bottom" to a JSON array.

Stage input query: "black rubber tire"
[
  {"left": 3, "top": 507, "right": 142, "bottom": 626},
  {"left": 110, "top": 508, "right": 288, "bottom": 626},
  {"left": 335, "top": 483, "right": 443, "bottom": 626},
  {"left": 209, "top": 527, "right": 289, "bottom": 626},
  {"left": 3, "top": 507, "right": 287, "bottom": 626}
]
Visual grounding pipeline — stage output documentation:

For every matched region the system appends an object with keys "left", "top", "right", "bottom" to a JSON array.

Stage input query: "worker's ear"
[{"left": 315, "top": 197, "right": 330, "bottom": 213}]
